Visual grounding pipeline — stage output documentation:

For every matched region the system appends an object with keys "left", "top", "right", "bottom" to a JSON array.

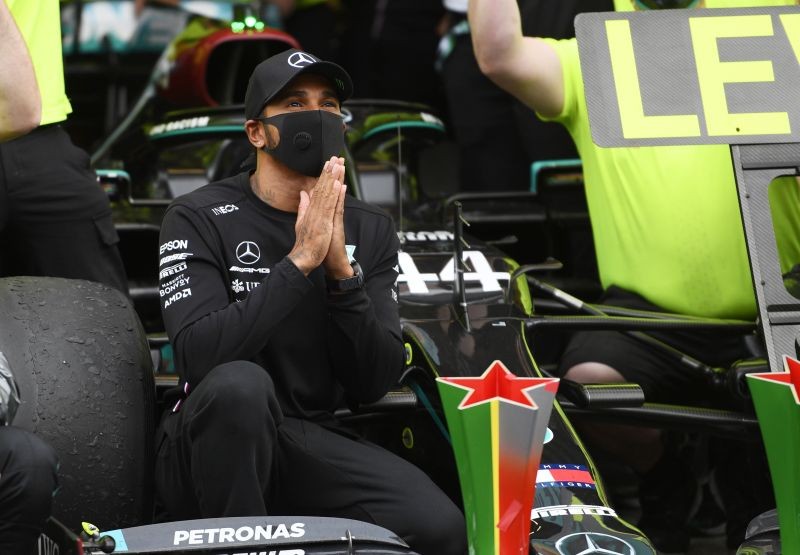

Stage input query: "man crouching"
[{"left": 153, "top": 48, "right": 467, "bottom": 555}]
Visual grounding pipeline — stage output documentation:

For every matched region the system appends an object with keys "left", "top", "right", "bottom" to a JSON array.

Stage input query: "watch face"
[
  {"left": 351, "top": 262, "right": 364, "bottom": 286},
  {"left": 327, "top": 262, "right": 364, "bottom": 292}
]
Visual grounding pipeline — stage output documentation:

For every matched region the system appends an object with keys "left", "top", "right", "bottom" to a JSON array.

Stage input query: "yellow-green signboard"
[{"left": 576, "top": 7, "right": 800, "bottom": 146}]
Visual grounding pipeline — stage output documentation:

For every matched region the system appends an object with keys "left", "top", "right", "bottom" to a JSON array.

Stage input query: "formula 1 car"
[
  {"left": 3, "top": 3, "right": 790, "bottom": 555},
  {"left": 66, "top": 92, "right": 658, "bottom": 552}
]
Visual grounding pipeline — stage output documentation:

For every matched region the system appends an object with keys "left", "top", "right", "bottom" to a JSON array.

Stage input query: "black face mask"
[{"left": 259, "top": 110, "right": 345, "bottom": 177}]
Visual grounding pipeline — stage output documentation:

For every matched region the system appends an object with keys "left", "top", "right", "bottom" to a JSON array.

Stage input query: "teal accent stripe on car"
[
  {"left": 361, "top": 121, "right": 445, "bottom": 141},
  {"left": 95, "top": 169, "right": 132, "bottom": 180},
  {"left": 150, "top": 125, "right": 243, "bottom": 140}
]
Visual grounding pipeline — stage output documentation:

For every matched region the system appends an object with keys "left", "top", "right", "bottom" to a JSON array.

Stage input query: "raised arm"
[
  {"left": 0, "top": 0, "right": 41, "bottom": 142},
  {"left": 468, "top": 0, "right": 565, "bottom": 118},
  {"left": 326, "top": 213, "right": 405, "bottom": 404}
]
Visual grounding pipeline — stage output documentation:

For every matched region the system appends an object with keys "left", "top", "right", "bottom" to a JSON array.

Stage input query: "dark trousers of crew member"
[
  {"left": 0, "top": 125, "right": 128, "bottom": 294},
  {"left": 154, "top": 361, "right": 468, "bottom": 555},
  {"left": 0, "top": 426, "right": 59, "bottom": 555}
]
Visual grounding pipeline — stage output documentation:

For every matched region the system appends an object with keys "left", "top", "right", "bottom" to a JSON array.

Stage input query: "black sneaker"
[{"left": 637, "top": 453, "right": 700, "bottom": 554}]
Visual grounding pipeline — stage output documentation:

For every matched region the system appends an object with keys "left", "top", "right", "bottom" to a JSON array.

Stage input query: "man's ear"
[{"left": 244, "top": 119, "right": 266, "bottom": 148}]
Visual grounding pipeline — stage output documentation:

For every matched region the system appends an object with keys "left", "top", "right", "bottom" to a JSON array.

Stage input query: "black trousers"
[
  {"left": 155, "top": 362, "right": 467, "bottom": 555},
  {"left": 0, "top": 125, "right": 128, "bottom": 293},
  {"left": 0, "top": 427, "right": 59, "bottom": 555},
  {"left": 557, "top": 286, "right": 751, "bottom": 405}
]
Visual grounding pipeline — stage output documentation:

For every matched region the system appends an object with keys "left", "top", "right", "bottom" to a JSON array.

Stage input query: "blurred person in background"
[
  {"left": 438, "top": 0, "right": 612, "bottom": 192},
  {"left": 0, "top": 428, "right": 58, "bottom": 555},
  {"left": 0, "top": 0, "right": 40, "bottom": 142},
  {"left": 1, "top": 0, "right": 127, "bottom": 292},
  {"left": 281, "top": 0, "right": 342, "bottom": 63},
  {"left": 0, "top": 352, "right": 59, "bottom": 555},
  {"left": 340, "top": 0, "right": 446, "bottom": 112}
]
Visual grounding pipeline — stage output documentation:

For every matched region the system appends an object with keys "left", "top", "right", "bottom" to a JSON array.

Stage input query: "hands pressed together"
[{"left": 288, "top": 156, "right": 353, "bottom": 279}]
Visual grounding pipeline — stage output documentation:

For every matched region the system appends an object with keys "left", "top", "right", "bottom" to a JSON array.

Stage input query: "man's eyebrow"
[
  {"left": 276, "top": 89, "right": 308, "bottom": 100},
  {"left": 275, "top": 88, "right": 339, "bottom": 101}
]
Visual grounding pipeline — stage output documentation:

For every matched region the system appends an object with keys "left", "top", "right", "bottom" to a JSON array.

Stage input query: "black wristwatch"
[{"left": 326, "top": 261, "right": 365, "bottom": 293}]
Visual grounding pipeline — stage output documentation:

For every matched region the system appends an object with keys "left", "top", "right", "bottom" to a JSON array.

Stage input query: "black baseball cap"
[{"left": 244, "top": 48, "right": 354, "bottom": 120}]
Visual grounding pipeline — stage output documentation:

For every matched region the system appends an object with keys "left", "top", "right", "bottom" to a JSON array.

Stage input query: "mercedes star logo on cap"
[
  {"left": 555, "top": 532, "right": 635, "bottom": 555},
  {"left": 288, "top": 52, "right": 318, "bottom": 68},
  {"left": 236, "top": 241, "right": 261, "bottom": 265}
]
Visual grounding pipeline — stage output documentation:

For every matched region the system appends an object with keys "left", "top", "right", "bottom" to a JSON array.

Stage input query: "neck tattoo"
[{"left": 250, "top": 174, "right": 275, "bottom": 206}]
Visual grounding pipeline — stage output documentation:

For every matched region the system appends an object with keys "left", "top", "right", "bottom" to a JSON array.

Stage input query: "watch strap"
[{"left": 326, "top": 261, "right": 364, "bottom": 293}]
